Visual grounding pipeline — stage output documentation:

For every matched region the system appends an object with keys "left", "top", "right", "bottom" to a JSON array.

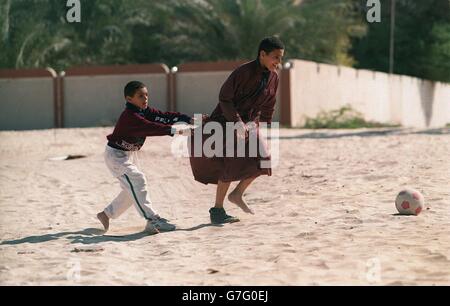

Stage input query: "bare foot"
[
  {"left": 228, "top": 192, "right": 254, "bottom": 214},
  {"left": 97, "top": 212, "right": 109, "bottom": 231}
]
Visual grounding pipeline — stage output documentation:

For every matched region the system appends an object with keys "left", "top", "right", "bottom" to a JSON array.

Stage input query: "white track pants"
[{"left": 103, "top": 145, "right": 158, "bottom": 220}]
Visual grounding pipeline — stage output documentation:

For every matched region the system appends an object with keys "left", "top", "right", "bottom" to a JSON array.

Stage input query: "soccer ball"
[{"left": 395, "top": 189, "right": 424, "bottom": 215}]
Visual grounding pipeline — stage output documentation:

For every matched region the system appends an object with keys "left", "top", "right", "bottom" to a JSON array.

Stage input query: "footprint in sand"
[
  {"left": 426, "top": 253, "right": 449, "bottom": 262},
  {"left": 71, "top": 246, "right": 104, "bottom": 253},
  {"left": 267, "top": 255, "right": 280, "bottom": 263},
  {"left": 363, "top": 175, "right": 391, "bottom": 181},
  {"left": 274, "top": 243, "right": 293, "bottom": 248},
  {"left": 287, "top": 212, "right": 300, "bottom": 217},
  {"left": 296, "top": 232, "right": 317, "bottom": 241}
]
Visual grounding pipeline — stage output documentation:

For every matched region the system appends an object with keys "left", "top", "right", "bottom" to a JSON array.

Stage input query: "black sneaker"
[{"left": 209, "top": 207, "right": 240, "bottom": 224}]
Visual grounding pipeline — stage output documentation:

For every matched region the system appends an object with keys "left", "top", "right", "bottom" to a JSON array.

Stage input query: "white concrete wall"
[
  {"left": 176, "top": 71, "right": 281, "bottom": 122},
  {"left": 289, "top": 59, "right": 450, "bottom": 128},
  {"left": 64, "top": 74, "right": 168, "bottom": 127},
  {"left": 176, "top": 71, "right": 228, "bottom": 116},
  {"left": 431, "top": 82, "right": 450, "bottom": 128},
  {"left": 0, "top": 77, "right": 54, "bottom": 130},
  {"left": 2, "top": 61, "right": 447, "bottom": 131}
]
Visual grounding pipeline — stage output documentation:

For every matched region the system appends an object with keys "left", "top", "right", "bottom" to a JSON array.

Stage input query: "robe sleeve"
[
  {"left": 259, "top": 74, "right": 279, "bottom": 124},
  {"left": 218, "top": 70, "right": 243, "bottom": 123}
]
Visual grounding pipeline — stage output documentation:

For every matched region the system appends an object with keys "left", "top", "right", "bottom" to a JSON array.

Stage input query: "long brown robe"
[{"left": 188, "top": 59, "right": 279, "bottom": 185}]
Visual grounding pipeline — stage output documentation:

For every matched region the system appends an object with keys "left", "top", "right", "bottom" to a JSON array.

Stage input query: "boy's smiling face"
[
  {"left": 126, "top": 87, "right": 149, "bottom": 110},
  {"left": 260, "top": 49, "right": 284, "bottom": 72}
]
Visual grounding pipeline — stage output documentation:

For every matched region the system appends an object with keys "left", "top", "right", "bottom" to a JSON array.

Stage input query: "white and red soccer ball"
[{"left": 395, "top": 189, "right": 425, "bottom": 216}]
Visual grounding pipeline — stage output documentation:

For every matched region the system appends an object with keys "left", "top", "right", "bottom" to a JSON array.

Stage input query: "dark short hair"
[
  {"left": 258, "top": 36, "right": 285, "bottom": 58},
  {"left": 124, "top": 81, "right": 146, "bottom": 98}
]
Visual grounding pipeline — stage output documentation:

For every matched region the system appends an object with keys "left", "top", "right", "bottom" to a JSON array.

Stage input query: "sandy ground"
[{"left": 0, "top": 127, "right": 449, "bottom": 285}]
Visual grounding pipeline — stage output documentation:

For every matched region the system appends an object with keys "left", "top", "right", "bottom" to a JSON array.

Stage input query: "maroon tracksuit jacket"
[{"left": 107, "top": 102, "right": 192, "bottom": 151}]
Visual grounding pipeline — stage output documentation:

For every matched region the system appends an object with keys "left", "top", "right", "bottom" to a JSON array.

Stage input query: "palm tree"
[
  {"left": 169, "top": 0, "right": 301, "bottom": 62},
  {"left": 159, "top": 0, "right": 366, "bottom": 65},
  {"left": 0, "top": 0, "right": 133, "bottom": 70},
  {"left": 1, "top": 0, "right": 367, "bottom": 70}
]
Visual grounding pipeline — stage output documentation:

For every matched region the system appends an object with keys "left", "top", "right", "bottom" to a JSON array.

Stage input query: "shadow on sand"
[
  {"left": 269, "top": 127, "right": 449, "bottom": 140},
  {"left": 0, "top": 223, "right": 223, "bottom": 246},
  {"left": 391, "top": 213, "right": 420, "bottom": 217}
]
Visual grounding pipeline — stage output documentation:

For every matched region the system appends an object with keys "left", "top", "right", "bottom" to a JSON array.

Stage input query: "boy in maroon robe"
[{"left": 189, "top": 37, "right": 285, "bottom": 224}]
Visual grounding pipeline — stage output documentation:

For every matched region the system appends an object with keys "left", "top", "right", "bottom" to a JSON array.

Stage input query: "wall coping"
[
  {"left": 0, "top": 68, "right": 57, "bottom": 79},
  {"left": 177, "top": 61, "right": 248, "bottom": 73},
  {"left": 64, "top": 64, "right": 169, "bottom": 76}
]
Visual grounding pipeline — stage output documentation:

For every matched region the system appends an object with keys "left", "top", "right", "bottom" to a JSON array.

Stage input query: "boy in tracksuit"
[{"left": 97, "top": 81, "right": 192, "bottom": 234}]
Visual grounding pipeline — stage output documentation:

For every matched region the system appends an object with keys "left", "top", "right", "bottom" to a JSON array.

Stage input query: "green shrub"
[{"left": 303, "top": 105, "right": 400, "bottom": 129}]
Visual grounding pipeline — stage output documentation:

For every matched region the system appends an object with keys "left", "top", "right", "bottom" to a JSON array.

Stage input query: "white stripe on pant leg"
[
  {"left": 104, "top": 189, "right": 134, "bottom": 219},
  {"left": 103, "top": 145, "right": 158, "bottom": 221},
  {"left": 121, "top": 170, "right": 158, "bottom": 220}
]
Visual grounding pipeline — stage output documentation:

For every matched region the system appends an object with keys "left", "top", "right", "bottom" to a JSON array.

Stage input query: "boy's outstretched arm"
[
  {"left": 144, "top": 107, "right": 192, "bottom": 125},
  {"left": 119, "top": 112, "right": 176, "bottom": 137},
  {"left": 124, "top": 112, "right": 193, "bottom": 137}
]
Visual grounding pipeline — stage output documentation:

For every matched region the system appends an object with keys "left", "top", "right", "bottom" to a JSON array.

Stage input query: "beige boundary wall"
[
  {"left": 175, "top": 61, "right": 244, "bottom": 117},
  {"left": 1, "top": 60, "right": 448, "bottom": 130},
  {"left": 286, "top": 59, "right": 450, "bottom": 128},
  {"left": 62, "top": 64, "right": 169, "bottom": 128},
  {"left": 0, "top": 68, "right": 57, "bottom": 130}
]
